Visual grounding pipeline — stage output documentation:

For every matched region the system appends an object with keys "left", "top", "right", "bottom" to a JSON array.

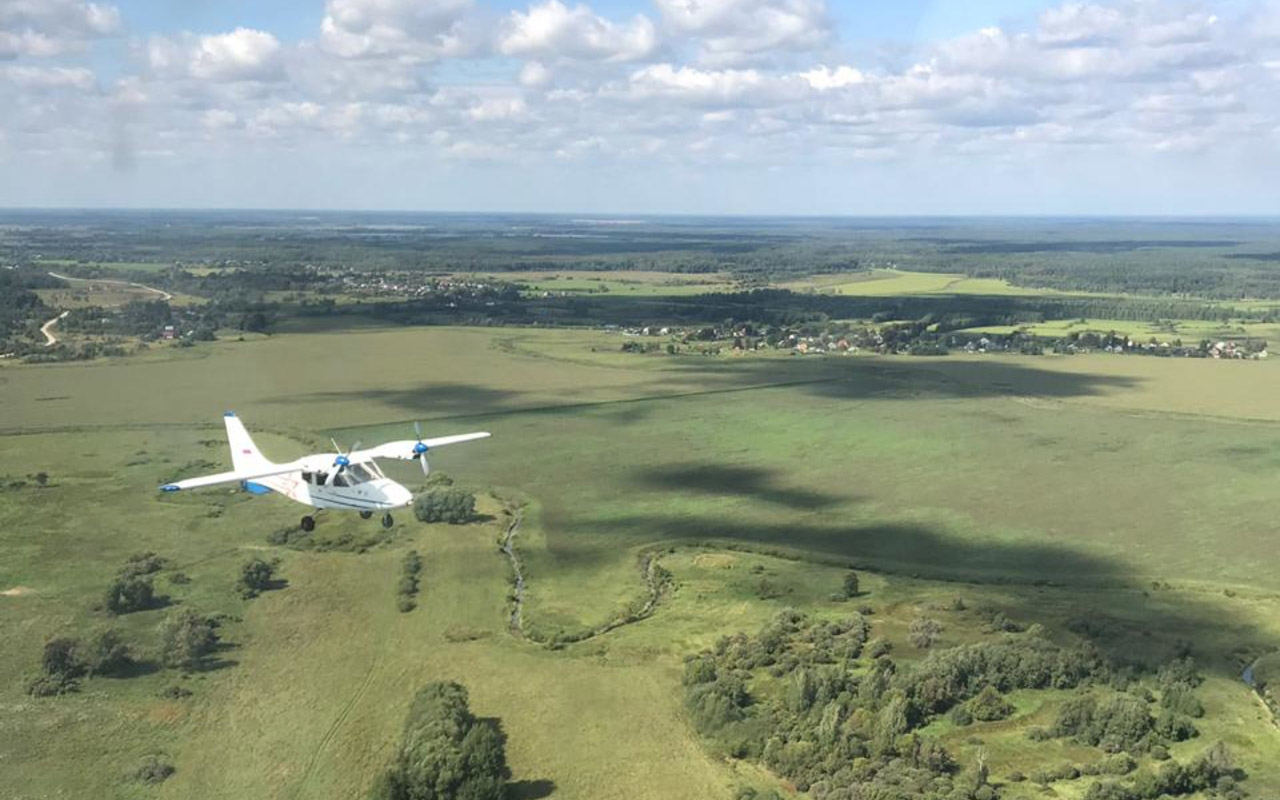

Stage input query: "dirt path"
[
  {"left": 47, "top": 271, "right": 174, "bottom": 301},
  {"left": 40, "top": 311, "right": 69, "bottom": 346}
]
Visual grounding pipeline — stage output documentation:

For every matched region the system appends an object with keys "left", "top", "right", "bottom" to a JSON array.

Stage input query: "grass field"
[
  {"left": 780, "top": 269, "right": 1064, "bottom": 297},
  {"left": 4, "top": 325, "right": 1280, "bottom": 798}
]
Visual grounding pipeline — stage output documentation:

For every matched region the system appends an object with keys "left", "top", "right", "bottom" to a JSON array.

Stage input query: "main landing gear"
[
  {"left": 381, "top": 512, "right": 394, "bottom": 529},
  {"left": 359, "top": 510, "right": 373, "bottom": 520},
  {"left": 300, "top": 515, "right": 316, "bottom": 532}
]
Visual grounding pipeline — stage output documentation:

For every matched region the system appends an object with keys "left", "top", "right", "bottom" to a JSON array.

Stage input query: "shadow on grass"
[
  {"left": 478, "top": 717, "right": 556, "bottom": 798},
  {"left": 544, "top": 509, "right": 1273, "bottom": 679},
  {"left": 632, "top": 462, "right": 847, "bottom": 511},
  {"left": 509, "top": 779, "right": 556, "bottom": 799},
  {"left": 308, "top": 354, "right": 1144, "bottom": 426}
]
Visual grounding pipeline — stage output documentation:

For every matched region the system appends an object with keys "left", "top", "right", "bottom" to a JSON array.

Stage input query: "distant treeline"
[{"left": 9, "top": 213, "right": 1280, "bottom": 299}]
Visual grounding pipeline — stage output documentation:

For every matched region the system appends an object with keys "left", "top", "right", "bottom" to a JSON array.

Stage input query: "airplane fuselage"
[{"left": 247, "top": 471, "right": 414, "bottom": 512}]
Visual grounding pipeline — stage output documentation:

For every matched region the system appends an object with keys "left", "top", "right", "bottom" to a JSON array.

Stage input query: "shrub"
[
  {"left": 104, "top": 576, "right": 158, "bottom": 615},
  {"left": 86, "top": 628, "right": 133, "bottom": 677},
  {"left": 413, "top": 487, "right": 477, "bottom": 524},
  {"left": 133, "top": 757, "right": 175, "bottom": 784},
  {"left": 28, "top": 637, "right": 86, "bottom": 696},
  {"left": 396, "top": 550, "right": 422, "bottom": 612},
  {"left": 237, "top": 558, "right": 278, "bottom": 598},
  {"left": 908, "top": 616, "right": 942, "bottom": 649},
  {"left": 158, "top": 609, "right": 220, "bottom": 671},
  {"left": 841, "top": 571, "right": 860, "bottom": 598},
  {"left": 119, "top": 551, "right": 167, "bottom": 578},
  {"left": 968, "top": 686, "right": 1015, "bottom": 722},
  {"left": 168, "top": 571, "right": 191, "bottom": 585},
  {"left": 160, "top": 685, "right": 193, "bottom": 699},
  {"left": 949, "top": 706, "right": 973, "bottom": 727}
]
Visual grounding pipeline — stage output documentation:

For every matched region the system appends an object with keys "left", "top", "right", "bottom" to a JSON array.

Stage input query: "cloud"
[
  {"left": 0, "top": 0, "right": 120, "bottom": 59},
  {"left": 1, "top": 0, "right": 1279, "bottom": 206},
  {"left": 0, "top": 65, "right": 95, "bottom": 90},
  {"left": 654, "top": 0, "right": 831, "bottom": 65},
  {"left": 498, "top": 0, "right": 657, "bottom": 62},
  {"left": 319, "top": 0, "right": 475, "bottom": 59}
]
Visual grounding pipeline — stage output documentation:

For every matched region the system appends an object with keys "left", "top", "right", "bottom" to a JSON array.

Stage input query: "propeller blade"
[
  {"left": 330, "top": 437, "right": 342, "bottom": 454},
  {"left": 420, "top": 457, "right": 429, "bottom": 476},
  {"left": 414, "top": 420, "right": 423, "bottom": 440}
]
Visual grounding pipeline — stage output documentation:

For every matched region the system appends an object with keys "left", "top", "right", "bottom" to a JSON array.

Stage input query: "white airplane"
[{"left": 160, "top": 412, "right": 489, "bottom": 530}]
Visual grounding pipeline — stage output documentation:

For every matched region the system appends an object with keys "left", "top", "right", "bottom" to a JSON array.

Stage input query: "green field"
[
  {"left": 4, "top": 326, "right": 1280, "bottom": 798},
  {"left": 781, "top": 269, "right": 1064, "bottom": 297}
]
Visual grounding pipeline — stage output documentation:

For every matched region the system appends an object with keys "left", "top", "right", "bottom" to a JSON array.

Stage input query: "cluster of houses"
[{"left": 608, "top": 321, "right": 1269, "bottom": 361}]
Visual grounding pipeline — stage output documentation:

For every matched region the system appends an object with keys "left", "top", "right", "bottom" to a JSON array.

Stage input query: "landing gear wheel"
[
  {"left": 381, "top": 513, "right": 394, "bottom": 529},
  {"left": 359, "top": 510, "right": 373, "bottom": 520},
  {"left": 301, "top": 515, "right": 316, "bottom": 532}
]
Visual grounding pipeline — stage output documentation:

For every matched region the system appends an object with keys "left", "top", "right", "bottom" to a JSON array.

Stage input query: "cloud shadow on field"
[
  {"left": 631, "top": 462, "right": 846, "bottom": 511},
  {"left": 266, "top": 383, "right": 525, "bottom": 418},
  {"left": 542, "top": 509, "right": 1272, "bottom": 678},
  {"left": 304, "top": 356, "right": 1144, "bottom": 432}
]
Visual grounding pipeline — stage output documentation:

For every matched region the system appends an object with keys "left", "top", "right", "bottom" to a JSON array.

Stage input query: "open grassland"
[
  {"left": 780, "top": 269, "right": 1068, "bottom": 297},
  {"left": 4, "top": 325, "right": 1280, "bottom": 797}
]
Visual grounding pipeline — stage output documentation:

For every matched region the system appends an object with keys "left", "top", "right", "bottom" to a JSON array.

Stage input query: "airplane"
[{"left": 159, "top": 412, "right": 490, "bottom": 531}]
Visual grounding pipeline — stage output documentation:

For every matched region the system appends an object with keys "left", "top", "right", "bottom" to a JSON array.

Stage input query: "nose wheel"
[
  {"left": 382, "top": 513, "right": 394, "bottom": 529},
  {"left": 359, "top": 510, "right": 373, "bottom": 520},
  {"left": 300, "top": 515, "right": 316, "bottom": 532}
]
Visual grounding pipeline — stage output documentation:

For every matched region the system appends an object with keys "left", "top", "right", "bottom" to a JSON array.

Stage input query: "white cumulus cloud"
[{"left": 499, "top": 0, "right": 657, "bottom": 62}]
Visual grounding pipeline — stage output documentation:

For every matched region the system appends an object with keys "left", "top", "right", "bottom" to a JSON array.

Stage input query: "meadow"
[{"left": 3, "top": 326, "right": 1280, "bottom": 798}]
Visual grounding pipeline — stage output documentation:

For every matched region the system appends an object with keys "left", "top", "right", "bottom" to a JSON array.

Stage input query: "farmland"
[{"left": 4, "top": 323, "right": 1280, "bottom": 798}]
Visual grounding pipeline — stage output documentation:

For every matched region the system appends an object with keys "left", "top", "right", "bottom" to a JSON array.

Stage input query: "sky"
[{"left": 0, "top": 0, "right": 1278, "bottom": 214}]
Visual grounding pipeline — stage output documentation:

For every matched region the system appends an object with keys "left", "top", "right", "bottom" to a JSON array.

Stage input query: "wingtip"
[
  {"left": 160, "top": 484, "right": 180, "bottom": 493},
  {"left": 224, "top": 411, "right": 236, "bottom": 418}
]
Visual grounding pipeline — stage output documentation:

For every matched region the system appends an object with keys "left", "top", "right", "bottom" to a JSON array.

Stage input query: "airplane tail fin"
[{"left": 224, "top": 412, "right": 272, "bottom": 472}]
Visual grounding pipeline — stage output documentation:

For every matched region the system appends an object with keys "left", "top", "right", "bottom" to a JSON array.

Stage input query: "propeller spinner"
[{"left": 413, "top": 421, "right": 430, "bottom": 476}]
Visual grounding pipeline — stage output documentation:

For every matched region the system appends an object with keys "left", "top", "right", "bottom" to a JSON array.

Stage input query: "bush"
[
  {"left": 28, "top": 637, "right": 86, "bottom": 696},
  {"left": 119, "top": 551, "right": 167, "bottom": 578},
  {"left": 133, "top": 757, "right": 175, "bottom": 784},
  {"left": 840, "top": 571, "right": 860, "bottom": 598},
  {"left": 908, "top": 616, "right": 942, "bottom": 649},
  {"left": 158, "top": 609, "right": 220, "bottom": 671},
  {"left": 968, "top": 686, "right": 1015, "bottom": 722},
  {"left": 104, "top": 576, "right": 158, "bottom": 615},
  {"left": 396, "top": 550, "right": 422, "bottom": 612},
  {"left": 237, "top": 558, "right": 278, "bottom": 598},
  {"left": 160, "top": 685, "right": 193, "bottom": 699},
  {"left": 413, "top": 487, "right": 477, "bottom": 524},
  {"left": 86, "top": 629, "right": 133, "bottom": 677},
  {"left": 949, "top": 706, "right": 973, "bottom": 727}
]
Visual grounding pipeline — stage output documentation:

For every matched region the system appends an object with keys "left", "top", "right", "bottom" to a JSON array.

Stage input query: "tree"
[
  {"left": 238, "top": 558, "right": 277, "bottom": 598},
  {"left": 908, "top": 616, "right": 942, "bottom": 649},
  {"left": 28, "top": 637, "right": 86, "bottom": 696},
  {"left": 42, "top": 637, "right": 85, "bottom": 679},
  {"left": 104, "top": 576, "right": 157, "bottom": 614},
  {"left": 86, "top": 628, "right": 133, "bottom": 676},
  {"left": 373, "top": 681, "right": 510, "bottom": 800},
  {"left": 841, "top": 571, "right": 860, "bottom": 598},
  {"left": 158, "top": 609, "right": 220, "bottom": 670},
  {"left": 968, "top": 686, "right": 1014, "bottom": 722},
  {"left": 413, "top": 488, "right": 477, "bottom": 524}
]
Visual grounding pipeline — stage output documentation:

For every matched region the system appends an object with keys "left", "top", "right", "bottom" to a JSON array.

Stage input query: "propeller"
[
  {"left": 326, "top": 438, "right": 361, "bottom": 486},
  {"left": 412, "top": 421, "right": 430, "bottom": 476}
]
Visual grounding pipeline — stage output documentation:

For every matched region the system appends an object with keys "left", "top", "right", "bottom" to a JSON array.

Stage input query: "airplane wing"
[
  {"left": 355, "top": 432, "right": 490, "bottom": 461},
  {"left": 159, "top": 462, "right": 302, "bottom": 492}
]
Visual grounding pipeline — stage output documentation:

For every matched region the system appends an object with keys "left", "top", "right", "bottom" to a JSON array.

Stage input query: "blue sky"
[{"left": 1, "top": 0, "right": 1278, "bottom": 213}]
